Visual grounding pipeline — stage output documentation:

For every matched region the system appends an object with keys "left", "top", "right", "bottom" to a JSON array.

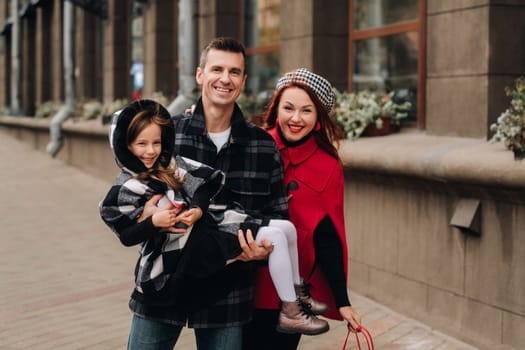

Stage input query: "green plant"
[
  {"left": 146, "top": 91, "right": 170, "bottom": 107},
  {"left": 35, "top": 101, "right": 59, "bottom": 119},
  {"left": 489, "top": 76, "right": 525, "bottom": 160},
  {"left": 236, "top": 92, "right": 270, "bottom": 126},
  {"left": 79, "top": 100, "right": 103, "bottom": 120},
  {"left": 330, "top": 88, "right": 411, "bottom": 140},
  {"left": 101, "top": 98, "right": 130, "bottom": 124}
]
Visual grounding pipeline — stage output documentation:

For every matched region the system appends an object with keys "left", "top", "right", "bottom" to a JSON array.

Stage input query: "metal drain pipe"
[
  {"left": 47, "top": 0, "right": 75, "bottom": 157},
  {"left": 167, "top": 0, "right": 198, "bottom": 116}
]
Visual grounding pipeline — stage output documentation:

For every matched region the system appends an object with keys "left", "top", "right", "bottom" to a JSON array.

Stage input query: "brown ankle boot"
[
  {"left": 295, "top": 282, "right": 329, "bottom": 315},
  {"left": 276, "top": 299, "right": 329, "bottom": 335}
]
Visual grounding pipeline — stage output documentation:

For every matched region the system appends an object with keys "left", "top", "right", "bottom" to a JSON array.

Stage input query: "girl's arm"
[
  {"left": 118, "top": 216, "right": 158, "bottom": 246},
  {"left": 100, "top": 181, "right": 178, "bottom": 246}
]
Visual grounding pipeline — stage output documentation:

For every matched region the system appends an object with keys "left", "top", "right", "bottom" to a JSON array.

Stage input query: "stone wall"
[{"left": 340, "top": 134, "right": 525, "bottom": 350}]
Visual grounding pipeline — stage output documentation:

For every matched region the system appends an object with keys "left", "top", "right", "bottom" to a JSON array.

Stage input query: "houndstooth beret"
[{"left": 276, "top": 68, "right": 335, "bottom": 112}]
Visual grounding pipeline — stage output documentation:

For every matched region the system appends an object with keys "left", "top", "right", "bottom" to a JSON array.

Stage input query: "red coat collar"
[
  {"left": 271, "top": 128, "right": 318, "bottom": 166},
  {"left": 269, "top": 127, "right": 333, "bottom": 193}
]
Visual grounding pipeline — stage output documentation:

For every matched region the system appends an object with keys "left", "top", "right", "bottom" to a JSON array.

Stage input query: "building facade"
[{"left": 1, "top": 1, "right": 525, "bottom": 349}]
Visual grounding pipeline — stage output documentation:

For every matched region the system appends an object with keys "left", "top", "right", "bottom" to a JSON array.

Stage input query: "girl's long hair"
[
  {"left": 127, "top": 109, "right": 184, "bottom": 191},
  {"left": 264, "top": 83, "right": 345, "bottom": 160}
]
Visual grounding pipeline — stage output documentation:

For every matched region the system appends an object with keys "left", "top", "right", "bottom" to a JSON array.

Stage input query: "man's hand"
[{"left": 235, "top": 229, "right": 273, "bottom": 262}]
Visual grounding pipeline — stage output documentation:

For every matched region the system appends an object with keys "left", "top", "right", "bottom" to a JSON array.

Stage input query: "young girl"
[{"left": 99, "top": 99, "right": 329, "bottom": 339}]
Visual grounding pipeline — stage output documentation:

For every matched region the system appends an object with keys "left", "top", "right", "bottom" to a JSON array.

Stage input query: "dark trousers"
[{"left": 242, "top": 309, "right": 301, "bottom": 350}]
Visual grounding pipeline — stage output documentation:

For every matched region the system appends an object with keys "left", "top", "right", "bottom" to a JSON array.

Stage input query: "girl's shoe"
[
  {"left": 276, "top": 299, "right": 329, "bottom": 335},
  {"left": 295, "top": 282, "right": 329, "bottom": 315}
]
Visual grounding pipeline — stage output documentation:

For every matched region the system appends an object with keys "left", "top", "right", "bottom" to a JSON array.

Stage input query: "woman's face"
[
  {"left": 128, "top": 123, "right": 162, "bottom": 169},
  {"left": 277, "top": 87, "right": 318, "bottom": 143}
]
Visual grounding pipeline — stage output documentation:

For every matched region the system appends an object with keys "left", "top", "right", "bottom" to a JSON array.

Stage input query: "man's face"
[{"left": 196, "top": 49, "right": 247, "bottom": 108}]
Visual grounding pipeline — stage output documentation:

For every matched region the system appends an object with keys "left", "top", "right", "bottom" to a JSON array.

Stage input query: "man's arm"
[{"left": 235, "top": 142, "right": 284, "bottom": 261}]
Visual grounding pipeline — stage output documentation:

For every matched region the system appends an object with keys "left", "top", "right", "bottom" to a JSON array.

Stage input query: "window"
[
  {"left": 242, "top": 0, "right": 280, "bottom": 101},
  {"left": 130, "top": 2, "right": 144, "bottom": 95},
  {"left": 349, "top": 0, "right": 426, "bottom": 126}
]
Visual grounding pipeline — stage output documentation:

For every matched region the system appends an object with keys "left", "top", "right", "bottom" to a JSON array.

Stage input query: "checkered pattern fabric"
[
  {"left": 138, "top": 98, "right": 289, "bottom": 328},
  {"left": 276, "top": 67, "right": 335, "bottom": 112},
  {"left": 99, "top": 154, "right": 224, "bottom": 294}
]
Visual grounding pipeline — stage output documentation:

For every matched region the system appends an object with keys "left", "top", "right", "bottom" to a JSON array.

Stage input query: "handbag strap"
[{"left": 342, "top": 324, "right": 374, "bottom": 350}]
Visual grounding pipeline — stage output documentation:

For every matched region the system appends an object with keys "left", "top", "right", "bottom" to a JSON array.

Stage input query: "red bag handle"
[{"left": 342, "top": 324, "right": 374, "bottom": 350}]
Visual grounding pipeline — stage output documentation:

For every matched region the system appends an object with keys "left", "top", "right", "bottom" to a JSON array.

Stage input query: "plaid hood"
[{"left": 109, "top": 99, "right": 174, "bottom": 175}]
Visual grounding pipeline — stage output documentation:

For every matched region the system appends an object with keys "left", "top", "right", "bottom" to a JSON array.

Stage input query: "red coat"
[{"left": 253, "top": 128, "right": 348, "bottom": 320}]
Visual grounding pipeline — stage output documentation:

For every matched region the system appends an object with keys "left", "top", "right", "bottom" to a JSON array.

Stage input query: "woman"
[{"left": 243, "top": 68, "right": 362, "bottom": 349}]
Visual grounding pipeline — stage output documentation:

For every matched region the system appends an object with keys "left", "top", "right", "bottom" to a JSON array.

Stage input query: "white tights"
[{"left": 256, "top": 219, "right": 301, "bottom": 302}]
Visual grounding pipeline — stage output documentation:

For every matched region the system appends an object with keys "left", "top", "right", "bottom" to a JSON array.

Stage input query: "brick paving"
[{"left": 0, "top": 133, "right": 479, "bottom": 349}]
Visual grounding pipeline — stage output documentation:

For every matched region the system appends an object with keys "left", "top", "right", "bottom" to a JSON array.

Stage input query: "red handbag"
[{"left": 342, "top": 324, "right": 374, "bottom": 350}]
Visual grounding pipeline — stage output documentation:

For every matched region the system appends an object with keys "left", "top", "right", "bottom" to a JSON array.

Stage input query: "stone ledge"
[
  {"left": 2, "top": 116, "right": 524, "bottom": 189},
  {"left": 0, "top": 115, "right": 108, "bottom": 137},
  {"left": 340, "top": 131, "right": 525, "bottom": 189}
]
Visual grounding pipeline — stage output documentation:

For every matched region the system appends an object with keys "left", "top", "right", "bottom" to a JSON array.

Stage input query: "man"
[{"left": 127, "top": 37, "right": 289, "bottom": 350}]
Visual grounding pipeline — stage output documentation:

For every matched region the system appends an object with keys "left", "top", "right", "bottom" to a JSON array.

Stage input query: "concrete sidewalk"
[{"left": 0, "top": 133, "right": 479, "bottom": 350}]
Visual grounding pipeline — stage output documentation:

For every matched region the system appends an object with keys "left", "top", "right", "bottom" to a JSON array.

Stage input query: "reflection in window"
[
  {"left": 131, "top": 2, "right": 143, "bottom": 95},
  {"left": 353, "top": 33, "right": 418, "bottom": 121},
  {"left": 244, "top": 0, "right": 280, "bottom": 99},
  {"left": 353, "top": 0, "right": 418, "bottom": 30}
]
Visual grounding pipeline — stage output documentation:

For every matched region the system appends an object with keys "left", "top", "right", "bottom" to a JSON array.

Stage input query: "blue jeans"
[{"left": 128, "top": 314, "right": 242, "bottom": 350}]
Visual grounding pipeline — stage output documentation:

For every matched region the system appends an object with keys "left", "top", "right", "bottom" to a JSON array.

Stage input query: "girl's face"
[
  {"left": 277, "top": 87, "right": 318, "bottom": 143},
  {"left": 128, "top": 123, "right": 162, "bottom": 169}
]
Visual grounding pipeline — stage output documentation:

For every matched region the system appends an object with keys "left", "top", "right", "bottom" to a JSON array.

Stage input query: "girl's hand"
[
  {"left": 152, "top": 208, "right": 179, "bottom": 228},
  {"left": 177, "top": 207, "right": 203, "bottom": 226},
  {"left": 139, "top": 195, "right": 180, "bottom": 222},
  {"left": 339, "top": 306, "right": 362, "bottom": 333}
]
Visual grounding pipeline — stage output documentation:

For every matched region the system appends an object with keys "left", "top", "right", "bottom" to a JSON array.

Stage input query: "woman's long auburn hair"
[
  {"left": 127, "top": 109, "right": 184, "bottom": 191},
  {"left": 264, "top": 82, "right": 345, "bottom": 160}
]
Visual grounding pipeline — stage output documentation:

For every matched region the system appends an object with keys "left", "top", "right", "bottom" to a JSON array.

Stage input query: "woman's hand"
[{"left": 339, "top": 306, "right": 362, "bottom": 333}]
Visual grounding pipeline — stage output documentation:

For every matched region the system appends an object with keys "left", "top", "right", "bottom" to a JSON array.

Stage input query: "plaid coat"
[
  {"left": 99, "top": 100, "right": 232, "bottom": 301},
  {"left": 129, "top": 99, "right": 289, "bottom": 328},
  {"left": 100, "top": 154, "right": 227, "bottom": 295}
]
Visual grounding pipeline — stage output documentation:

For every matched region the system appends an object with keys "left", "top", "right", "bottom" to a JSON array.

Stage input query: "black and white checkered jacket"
[
  {"left": 99, "top": 100, "right": 232, "bottom": 296},
  {"left": 99, "top": 100, "right": 264, "bottom": 301}
]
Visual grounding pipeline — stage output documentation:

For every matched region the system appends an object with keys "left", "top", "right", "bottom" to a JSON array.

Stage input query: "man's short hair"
[{"left": 199, "top": 37, "right": 247, "bottom": 73}]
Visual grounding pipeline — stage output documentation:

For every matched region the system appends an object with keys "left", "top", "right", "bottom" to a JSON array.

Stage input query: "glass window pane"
[
  {"left": 353, "top": 0, "right": 418, "bottom": 30},
  {"left": 353, "top": 32, "right": 418, "bottom": 122},
  {"left": 246, "top": 51, "right": 280, "bottom": 96},
  {"left": 243, "top": 0, "right": 280, "bottom": 97},
  {"left": 244, "top": 0, "right": 280, "bottom": 49}
]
